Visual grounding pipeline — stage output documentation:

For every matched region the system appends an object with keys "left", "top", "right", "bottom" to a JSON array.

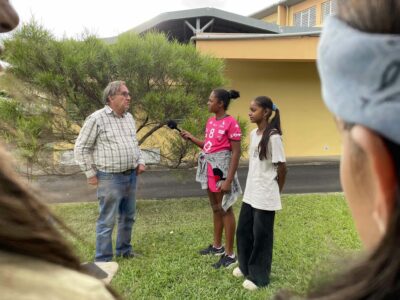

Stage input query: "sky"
[{"left": 10, "top": 0, "right": 278, "bottom": 39}]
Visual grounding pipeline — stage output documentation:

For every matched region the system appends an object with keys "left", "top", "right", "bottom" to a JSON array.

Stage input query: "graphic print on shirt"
[
  {"left": 204, "top": 141, "right": 213, "bottom": 152},
  {"left": 203, "top": 116, "right": 241, "bottom": 154},
  {"left": 231, "top": 123, "right": 241, "bottom": 140}
]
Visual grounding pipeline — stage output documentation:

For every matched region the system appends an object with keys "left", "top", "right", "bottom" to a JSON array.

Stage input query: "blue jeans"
[{"left": 95, "top": 170, "right": 137, "bottom": 262}]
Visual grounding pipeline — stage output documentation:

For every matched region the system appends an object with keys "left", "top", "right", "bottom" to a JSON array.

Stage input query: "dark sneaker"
[
  {"left": 117, "top": 251, "right": 141, "bottom": 259},
  {"left": 199, "top": 244, "right": 225, "bottom": 256},
  {"left": 212, "top": 254, "right": 237, "bottom": 269}
]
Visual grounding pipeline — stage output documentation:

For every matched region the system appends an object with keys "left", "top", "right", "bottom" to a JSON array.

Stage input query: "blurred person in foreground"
[
  {"left": 276, "top": 0, "right": 400, "bottom": 299},
  {"left": 0, "top": 1, "right": 119, "bottom": 299}
]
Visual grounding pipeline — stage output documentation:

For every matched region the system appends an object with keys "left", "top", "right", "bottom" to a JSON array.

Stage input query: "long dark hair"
[
  {"left": 0, "top": 146, "right": 81, "bottom": 268},
  {"left": 212, "top": 88, "right": 240, "bottom": 110},
  {"left": 275, "top": 145, "right": 400, "bottom": 298},
  {"left": 254, "top": 96, "right": 282, "bottom": 160},
  {"left": 297, "top": 138, "right": 400, "bottom": 300},
  {"left": 0, "top": 145, "right": 120, "bottom": 299},
  {"left": 307, "top": 1, "right": 400, "bottom": 297}
]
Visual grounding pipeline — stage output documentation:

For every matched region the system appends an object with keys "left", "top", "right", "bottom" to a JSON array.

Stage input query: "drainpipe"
[{"left": 286, "top": 5, "right": 289, "bottom": 26}]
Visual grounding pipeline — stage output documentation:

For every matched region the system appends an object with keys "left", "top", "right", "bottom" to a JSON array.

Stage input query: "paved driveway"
[{"left": 34, "top": 162, "right": 341, "bottom": 204}]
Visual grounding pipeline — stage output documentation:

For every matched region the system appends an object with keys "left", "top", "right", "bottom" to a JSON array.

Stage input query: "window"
[
  {"left": 293, "top": 6, "right": 316, "bottom": 27},
  {"left": 321, "top": 0, "right": 338, "bottom": 23}
]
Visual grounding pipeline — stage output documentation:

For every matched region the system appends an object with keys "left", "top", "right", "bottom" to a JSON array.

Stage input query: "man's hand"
[
  {"left": 136, "top": 164, "right": 146, "bottom": 175},
  {"left": 87, "top": 176, "right": 98, "bottom": 186}
]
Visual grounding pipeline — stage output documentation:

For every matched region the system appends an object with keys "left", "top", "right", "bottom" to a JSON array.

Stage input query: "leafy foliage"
[
  {"left": 0, "top": 93, "right": 52, "bottom": 177},
  {"left": 0, "top": 20, "right": 228, "bottom": 170}
]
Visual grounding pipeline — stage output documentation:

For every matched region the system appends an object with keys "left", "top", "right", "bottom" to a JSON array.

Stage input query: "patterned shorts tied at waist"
[{"left": 196, "top": 151, "right": 242, "bottom": 211}]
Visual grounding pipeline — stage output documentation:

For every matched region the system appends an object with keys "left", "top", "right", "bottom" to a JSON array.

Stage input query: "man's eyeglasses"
[{"left": 116, "top": 92, "right": 131, "bottom": 98}]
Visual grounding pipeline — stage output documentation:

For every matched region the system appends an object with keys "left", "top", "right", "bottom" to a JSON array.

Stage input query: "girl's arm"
[
  {"left": 276, "top": 162, "right": 287, "bottom": 193},
  {"left": 180, "top": 130, "right": 204, "bottom": 149},
  {"left": 220, "top": 140, "right": 241, "bottom": 193}
]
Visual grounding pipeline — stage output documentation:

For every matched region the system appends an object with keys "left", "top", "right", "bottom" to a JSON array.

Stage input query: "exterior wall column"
[{"left": 277, "top": 5, "right": 288, "bottom": 26}]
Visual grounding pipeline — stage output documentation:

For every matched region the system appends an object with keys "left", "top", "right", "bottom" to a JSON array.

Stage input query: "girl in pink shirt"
[{"left": 181, "top": 88, "right": 242, "bottom": 269}]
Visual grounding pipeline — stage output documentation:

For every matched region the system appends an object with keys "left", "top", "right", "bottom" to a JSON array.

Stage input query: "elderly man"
[
  {"left": 0, "top": 1, "right": 117, "bottom": 297},
  {"left": 75, "top": 81, "right": 145, "bottom": 262}
]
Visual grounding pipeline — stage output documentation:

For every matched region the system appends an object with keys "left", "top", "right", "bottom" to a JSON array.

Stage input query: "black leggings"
[{"left": 236, "top": 202, "right": 275, "bottom": 287}]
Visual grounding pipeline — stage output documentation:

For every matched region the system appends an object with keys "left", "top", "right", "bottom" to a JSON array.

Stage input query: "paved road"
[{"left": 34, "top": 162, "right": 341, "bottom": 204}]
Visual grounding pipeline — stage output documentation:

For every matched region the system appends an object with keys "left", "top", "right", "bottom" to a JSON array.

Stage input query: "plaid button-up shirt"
[{"left": 74, "top": 106, "right": 145, "bottom": 178}]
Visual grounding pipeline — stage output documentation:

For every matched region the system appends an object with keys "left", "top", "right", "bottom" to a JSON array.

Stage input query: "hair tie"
[{"left": 272, "top": 103, "right": 277, "bottom": 111}]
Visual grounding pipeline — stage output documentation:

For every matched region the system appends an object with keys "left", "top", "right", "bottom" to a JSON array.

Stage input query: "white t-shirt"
[{"left": 242, "top": 128, "right": 286, "bottom": 211}]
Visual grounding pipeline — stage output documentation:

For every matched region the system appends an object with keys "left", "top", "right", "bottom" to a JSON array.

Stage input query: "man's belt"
[{"left": 121, "top": 169, "right": 134, "bottom": 175}]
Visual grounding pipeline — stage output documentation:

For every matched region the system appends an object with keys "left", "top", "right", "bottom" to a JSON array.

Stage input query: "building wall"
[
  {"left": 263, "top": 13, "right": 277, "bottom": 24},
  {"left": 289, "top": 0, "right": 325, "bottom": 27},
  {"left": 277, "top": 5, "right": 288, "bottom": 26},
  {"left": 196, "top": 36, "right": 319, "bottom": 61},
  {"left": 257, "top": 0, "right": 337, "bottom": 28},
  {"left": 223, "top": 60, "right": 341, "bottom": 158}
]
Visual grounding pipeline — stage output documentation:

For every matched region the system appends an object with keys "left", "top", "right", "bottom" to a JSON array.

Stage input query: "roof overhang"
[{"left": 104, "top": 7, "right": 281, "bottom": 44}]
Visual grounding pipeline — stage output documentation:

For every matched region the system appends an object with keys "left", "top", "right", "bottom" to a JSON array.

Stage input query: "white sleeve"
[
  {"left": 74, "top": 115, "right": 98, "bottom": 178},
  {"left": 270, "top": 135, "right": 286, "bottom": 163},
  {"left": 247, "top": 130, "right": 254, "bottom": 157}
]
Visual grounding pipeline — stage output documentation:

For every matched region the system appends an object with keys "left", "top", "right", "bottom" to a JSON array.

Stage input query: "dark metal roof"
[
  {"left": 104, "top": 7, "right": 281, "bottom": 44},
  {"left": 249, "top": 0, "right": 305, "bottom": 19}
]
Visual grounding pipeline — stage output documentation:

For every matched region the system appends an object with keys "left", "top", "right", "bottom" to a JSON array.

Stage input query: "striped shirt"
[{"left": 74, "top": 105, "right": 145, "bottom": 178}]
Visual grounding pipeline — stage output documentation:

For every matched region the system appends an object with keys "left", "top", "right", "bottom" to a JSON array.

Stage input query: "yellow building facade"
[
  {"left": 223, "top": 60, "right": 340, "bottom": 158},
  {"left": 254, "top": 0, "right": 337, "bottom": 28},
  {"left": 195, "top": 0, "right": 340, "bottom": 159}
]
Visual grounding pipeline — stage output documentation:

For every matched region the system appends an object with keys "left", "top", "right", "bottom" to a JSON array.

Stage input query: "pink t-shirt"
[{"left": 203, "top": 115, "right": 241, "bottom": 153}]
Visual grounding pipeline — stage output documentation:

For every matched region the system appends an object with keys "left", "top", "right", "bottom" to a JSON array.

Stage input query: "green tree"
[
  {"left": 0, "top": 92, "right": 52, "bottom": 179},
  {"left": 111, "top": 31, "right": 226, "bottom": 166},
  {"left": 2, "top": 20, "right": 114, "bottom": 124},
  {"left": 0, "top": 20, "right": 229, "bottom": 170}
]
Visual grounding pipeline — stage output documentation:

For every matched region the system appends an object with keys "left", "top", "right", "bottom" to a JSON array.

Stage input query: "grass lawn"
[{"left": 54, "top": 193, "right": 361, "bottom": 300}]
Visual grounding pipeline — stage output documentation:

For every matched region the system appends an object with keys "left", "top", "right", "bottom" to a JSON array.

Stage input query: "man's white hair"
[{"left": 102, "top": 81, "right": 126, "bottom": 104}]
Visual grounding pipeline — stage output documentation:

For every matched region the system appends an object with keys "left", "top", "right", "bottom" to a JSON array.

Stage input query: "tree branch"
[
  {"left": 136, "top": 114, "right": 149, "bottom": 133},
  {"left": 138, "top": 122, "right": 165, "bottom": 145}
]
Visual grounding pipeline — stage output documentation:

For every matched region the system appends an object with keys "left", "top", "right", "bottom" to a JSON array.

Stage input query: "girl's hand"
[
  {"left": 220, "top": 180, "right": 232, "bottom": 193},
  {"left": 180, "top": 130, "right": 193, "bottom": 141}
]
